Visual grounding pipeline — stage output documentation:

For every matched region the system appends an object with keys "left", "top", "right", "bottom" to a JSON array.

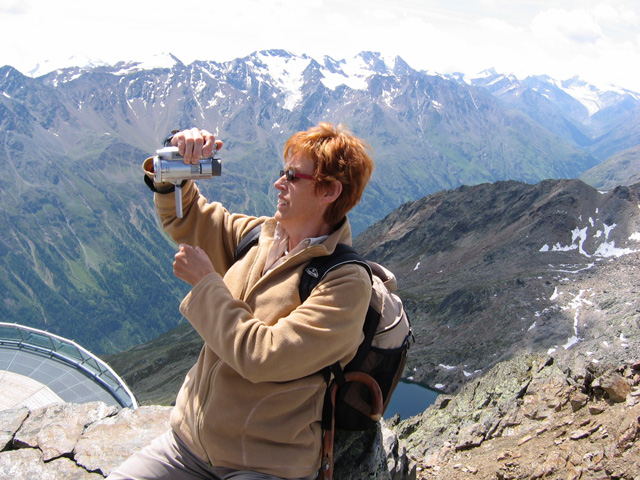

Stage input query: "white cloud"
[
  {"left": 531, "top": 8, "right": 604, "bottom": 44},
  {"left": 1, "top": 0, "right": 639, "bottom": 92},
  {"left": 522, "top": 4, "right": 640, "bottom": 88},
  {"left": 592, "top": 3, "right": 637, "bottom": 26},
  {"left": 0, "top": 0, "right": 29, "bottom": 14},
  {"left": 477, "top": 17, "right": 523, "bottom": 35}
]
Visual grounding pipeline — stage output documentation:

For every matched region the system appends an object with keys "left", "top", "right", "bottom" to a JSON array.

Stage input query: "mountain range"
[{"left": 1, "top": 49, "right": 639, "bottom": 356}]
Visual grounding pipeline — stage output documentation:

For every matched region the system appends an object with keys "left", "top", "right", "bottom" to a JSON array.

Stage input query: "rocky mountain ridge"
[
  {"left": 22, "top": 52, "right": 640, "bottom": 138},
  {"left": 356, "top": 179, "right": 640, "bottom": 392}
]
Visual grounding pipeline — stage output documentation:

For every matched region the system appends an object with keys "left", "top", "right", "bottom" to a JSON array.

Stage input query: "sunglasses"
[{"left": 279, "top": 169, "right": 314, "bottom": 182}]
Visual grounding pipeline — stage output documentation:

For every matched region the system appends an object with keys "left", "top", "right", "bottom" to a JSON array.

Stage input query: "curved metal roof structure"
[{"left": 0, "top": 322, "right": 137, "bottom": 411}]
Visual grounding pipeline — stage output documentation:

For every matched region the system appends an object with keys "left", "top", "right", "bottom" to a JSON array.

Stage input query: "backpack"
[{"left": 234, "top": 225, "right": 412, "bottom": 431}]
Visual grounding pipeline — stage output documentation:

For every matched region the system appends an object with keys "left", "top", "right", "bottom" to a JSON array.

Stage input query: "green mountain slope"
[
  {"left": 0, "top": 132, "right": 190, "bottom": 353},
  {"left": 580, "top": 145, "right": 640, "bottom": 190}
]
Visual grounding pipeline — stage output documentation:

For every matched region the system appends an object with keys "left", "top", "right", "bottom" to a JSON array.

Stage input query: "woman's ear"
[{"left": 321, "top": 179, "right": 343, "bottom": 205}]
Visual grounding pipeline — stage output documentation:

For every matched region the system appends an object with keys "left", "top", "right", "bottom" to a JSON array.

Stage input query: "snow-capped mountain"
[
  {"left": 25, "top": 52, "right": 185, "bottom": 78},
  {"left": 551, "top": 76, "right": 640, "bottom": 116},
  {"left": 451, "top": 67, "right": 640, "bottom": 160},
  {"left": 25, "top": 50, "right": 639, "bottom": 119},
  {"left": 8, "top": 50, "right": 603, "bottom": 213},
  {"left": 453, "top": 67, "right": 640, "bottom": 118},
  {"left": 24, "top": 49, "right": 638, "bottom": 161},
  {"left": 26, "top": 55, "right": 111, "bottom": 77},
  {"left": 3, "top": 49, "right": 636, "bottom": 233},
  {"left": 22, "top": 49, "right": 639, "bottom": 157}
]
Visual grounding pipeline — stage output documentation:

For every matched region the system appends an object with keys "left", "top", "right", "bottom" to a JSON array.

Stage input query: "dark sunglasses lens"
[{"left": 280, "top": 170, "right": 295, "bottom": 181}]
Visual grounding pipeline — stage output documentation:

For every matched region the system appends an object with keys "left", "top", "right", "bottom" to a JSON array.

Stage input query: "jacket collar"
[{"left": 261, "top": 217, "right": 352, "bottom": 274}]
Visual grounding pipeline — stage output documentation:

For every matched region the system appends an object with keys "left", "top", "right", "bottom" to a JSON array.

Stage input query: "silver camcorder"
[{"left": 148, "top": 146, "right": 221, "bottom": 218}]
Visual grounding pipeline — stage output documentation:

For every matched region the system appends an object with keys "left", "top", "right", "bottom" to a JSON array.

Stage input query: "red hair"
[{"left": 283, "top": 123, "right": 374, "bottom": 227}]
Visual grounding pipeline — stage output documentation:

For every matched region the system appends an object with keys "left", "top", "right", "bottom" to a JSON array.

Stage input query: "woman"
[{"left": 109, "top": 122, "right": 374, "bottom": 480}]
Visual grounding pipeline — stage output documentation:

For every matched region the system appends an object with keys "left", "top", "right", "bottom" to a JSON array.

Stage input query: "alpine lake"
[{"left": 384, "top": 380, "right": 439, "bottom": 421}]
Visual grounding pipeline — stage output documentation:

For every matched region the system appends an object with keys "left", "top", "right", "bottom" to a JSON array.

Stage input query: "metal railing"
[{"left": 0, "top": 322, "right": 138, "bottom": 409}]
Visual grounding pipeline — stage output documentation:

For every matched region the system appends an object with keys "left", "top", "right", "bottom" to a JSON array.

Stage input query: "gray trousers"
[{"left": 106, "top": 430, "right": 318, "bottom": 480}]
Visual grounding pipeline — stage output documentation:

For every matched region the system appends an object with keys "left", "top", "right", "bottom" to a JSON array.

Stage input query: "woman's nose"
[{"left": 274, "top": 175, "right": 286, "bottom": 190}]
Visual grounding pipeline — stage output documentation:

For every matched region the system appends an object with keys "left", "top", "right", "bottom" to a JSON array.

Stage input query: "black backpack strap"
[
  {"left": 300, "top": 243, "right": 374, "bottom": 375},
  {"left": 234, "top": 224, "right": 262, "bottom": 262},
  {"left": 301, "top": 246, "right": 373, "bottom": 379},
  {"left": 347, "top": 306, "right": 379, "bottom": 371},
  {"left": 299, "top": 244, "right": 372, "bottom": 301},
  {"left": 303, "top": 246, "right": 375, "bottom": 431}
]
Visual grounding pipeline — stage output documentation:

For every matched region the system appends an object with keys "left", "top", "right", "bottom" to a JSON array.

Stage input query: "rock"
[
  {"left": 530, "top": 450, "right": 567, "bottom": 479},
  {"left": 331, "top": 422, "right": 415, "bottom": 479},
  {"left": 588, "top": 402, "right": 608, "bottom": 415},
  {"left": 599, "top": 371, "right": 631, "bottom": 402},
  {"left": 615, "top": 405, "right": 640, "bottom": 450},
  {"left": 569, "top": 392, "right": 589, "bottom": 412},
  {"left": 0, "top": 406, "right": 28, "bottom": 450},
  {"left": 0, "top": 402, "right": 410, "bottom": 479},
  {"left": 456, "top": 420, "right": 489, "bottom": 449},
  {"left": 397, "top": 355, "right": 553, "bottom": 460},
  {"left": 517, "top": 435, "right": 533, "bottom": 446},
  {"left": 569, "top": 428, "right": 593, "bottom": 440},
  {"left": 0, "top": 448, "right": 103, "bottom": 480},
  {"left": 0, "top": 402, "right": 171, "bottom": 479},
  {"left": 13, "top": 402, "right": 118, "bottom": 461},
  {"left": 394, "top": 355, "right": 640, "bottom": 479},
  {"left": 74, "top": 405, "right": 172, "bottom": 475}
]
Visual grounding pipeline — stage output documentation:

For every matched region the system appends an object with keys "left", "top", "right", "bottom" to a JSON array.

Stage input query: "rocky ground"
[
  {"left": 1, "top": 355, "right": 638, "bottom": 479},
  {"left": 396, "top": 356, "right": 640, "bottom": 480},
  {"left": 0, "top": 402, "right": 172, "bottom": 479}
]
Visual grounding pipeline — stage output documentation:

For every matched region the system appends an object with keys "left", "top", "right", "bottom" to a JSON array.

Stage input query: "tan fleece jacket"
[{"left": 153, "top": 180, "right": 371, "bottom": 478}]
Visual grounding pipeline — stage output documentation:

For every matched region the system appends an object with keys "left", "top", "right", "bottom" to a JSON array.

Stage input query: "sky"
[{"left": 1, "top": 0, "right": 639, "bottom": 92}]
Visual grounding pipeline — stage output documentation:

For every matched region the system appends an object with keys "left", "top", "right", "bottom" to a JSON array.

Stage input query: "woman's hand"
[
  {"left": 173, "top": 244, "right": 215, "bottom": 286},
  {"left": 171, "top": 128, "right": 223, "bottom": 164}
]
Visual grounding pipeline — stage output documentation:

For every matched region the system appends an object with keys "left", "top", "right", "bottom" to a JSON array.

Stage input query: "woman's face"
[{"left": 274, "top": 154, "right": 327, "bottom": 235}]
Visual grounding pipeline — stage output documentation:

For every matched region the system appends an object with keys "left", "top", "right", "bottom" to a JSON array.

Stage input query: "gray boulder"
[{"left": 0, "top": 401, "right": 410, "bottom": 479}]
